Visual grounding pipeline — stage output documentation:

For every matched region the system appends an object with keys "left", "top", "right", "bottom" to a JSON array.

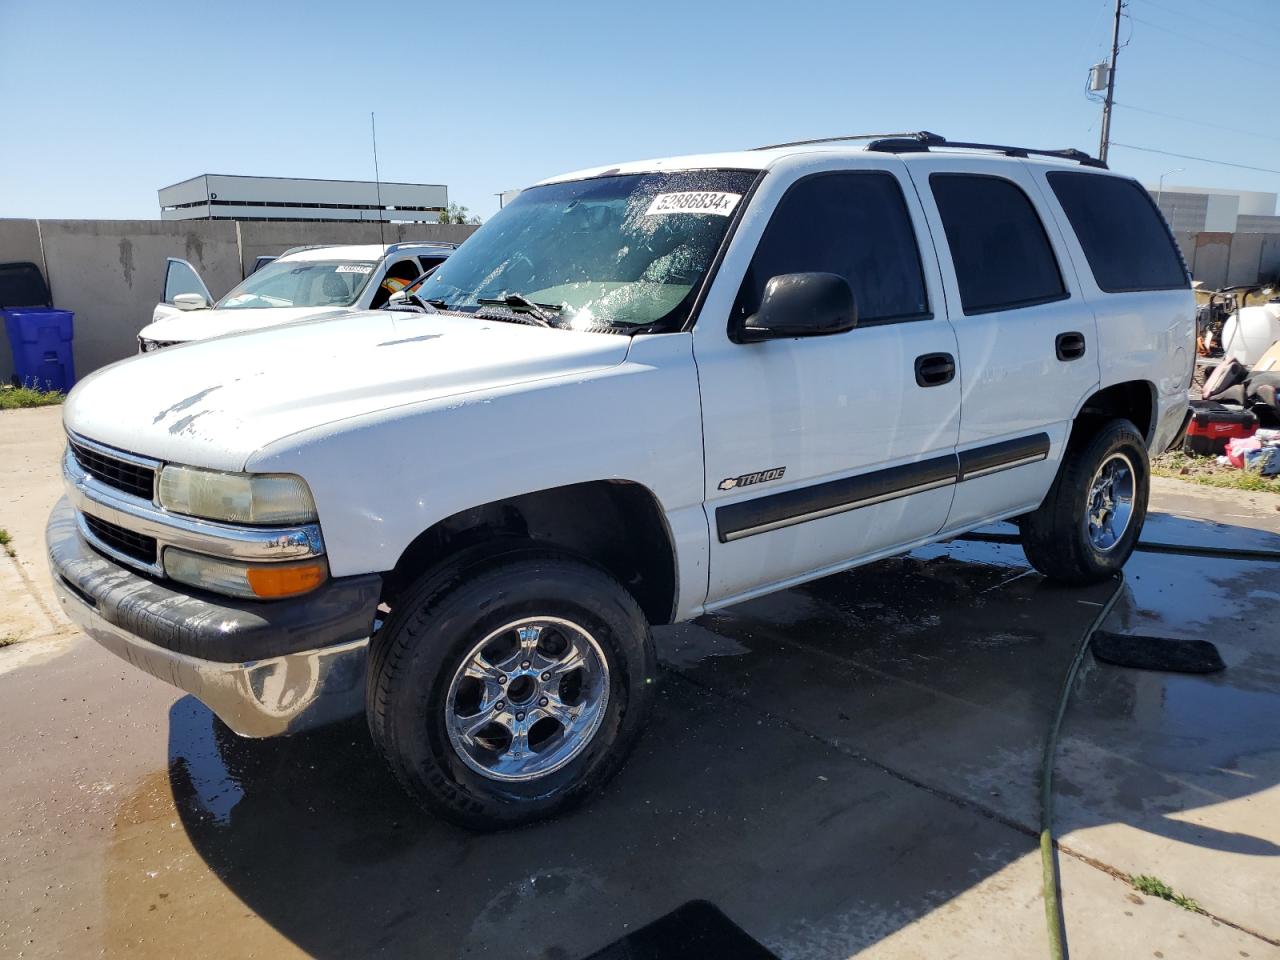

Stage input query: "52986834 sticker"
[{"left": 644, "top": 192, "right": 742, "bottom": 217}]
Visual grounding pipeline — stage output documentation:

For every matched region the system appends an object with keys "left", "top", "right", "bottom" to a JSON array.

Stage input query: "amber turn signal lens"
[{"left": 246, "top": 559, "right": 329, "bottom": 598}]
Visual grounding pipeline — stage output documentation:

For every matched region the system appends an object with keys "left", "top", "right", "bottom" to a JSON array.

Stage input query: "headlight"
[
  {"left": 158, "top": 466, "right": 317, "bottom": 525},
  {"left": 164, "top": 548, "right": 329, "bottom": 599}
]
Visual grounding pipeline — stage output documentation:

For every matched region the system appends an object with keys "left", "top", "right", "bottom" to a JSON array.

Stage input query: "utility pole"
[{"left": 1098, "top": 0, "right": 1124, "bottom": 164}]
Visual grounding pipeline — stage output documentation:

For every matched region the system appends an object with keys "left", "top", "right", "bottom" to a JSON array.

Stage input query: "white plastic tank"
[{"left": 1221, "top": 300, "right": 1280, "bottom": 367}]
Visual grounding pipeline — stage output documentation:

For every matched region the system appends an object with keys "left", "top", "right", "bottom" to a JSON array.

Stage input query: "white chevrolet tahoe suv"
[{"left": 49, "top": 133, "right": 1193, "bottom": 828}]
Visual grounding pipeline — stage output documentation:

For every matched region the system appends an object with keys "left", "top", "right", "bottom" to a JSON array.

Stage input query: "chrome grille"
[
  {"left": 83, "top": 514, "right": 158, "bottom": 566},
  {"left": 69, "top": 439, "right": 155, "bottom": 501}
]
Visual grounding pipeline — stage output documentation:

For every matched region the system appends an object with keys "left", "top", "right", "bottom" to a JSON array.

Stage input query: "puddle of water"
[{"left": 167, "top": 698, "right": 244, "bottom": 825}]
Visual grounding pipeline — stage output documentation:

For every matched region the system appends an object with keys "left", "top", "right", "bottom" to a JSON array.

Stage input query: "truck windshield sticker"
[
  {"left": 645, "top": 192, "right": 742, "bottom": 217},
  {"left": 335, "top": 264, "right": 373, "bottom": 274}
]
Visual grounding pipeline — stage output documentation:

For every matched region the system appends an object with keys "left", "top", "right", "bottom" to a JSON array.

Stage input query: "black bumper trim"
[
  {"left": 47, "top": 497, "right": 381, "bottom": 663},
  {"left": 957, "top": 432, "right": 1050, "bottom": 480},
  {"left": 716, "top": 453, "right": 959, "bottom": 543}
]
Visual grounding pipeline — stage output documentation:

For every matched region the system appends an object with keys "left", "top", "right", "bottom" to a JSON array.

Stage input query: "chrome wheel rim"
[
  {"left": 1085, "top": 452, "right": 1136, "bottom": 552},
  {"left": 444, "top": 616, "right": 610, "bottom": 782}
]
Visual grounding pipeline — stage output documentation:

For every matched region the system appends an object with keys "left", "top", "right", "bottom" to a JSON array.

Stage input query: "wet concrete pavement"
[{"left": 2, "top": 407, "right": 1279, "bottom": 959}]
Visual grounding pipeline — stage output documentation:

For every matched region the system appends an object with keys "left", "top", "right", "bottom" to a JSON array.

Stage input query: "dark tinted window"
[
  {"left": 929, "top": 174, "right": 1066, "bottom": 315},
  {"left": 1048, "top": 172, "right": 1189, "bottom": 292},
  {"left": 735, "top": 172, "right": 929, "bottom": 325}
]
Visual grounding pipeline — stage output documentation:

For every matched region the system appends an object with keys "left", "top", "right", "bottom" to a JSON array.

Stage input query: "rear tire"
[
  {"left": 366, "top": 548, "right": 656, "bottom": 830},
  {"left": 1020, "top": 419, "right": 1149, "bottom": 584}
]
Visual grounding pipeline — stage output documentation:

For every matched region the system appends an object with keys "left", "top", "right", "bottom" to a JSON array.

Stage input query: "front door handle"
[
  {"left": 915, "top": 352, "right": 956, "bottom": 387},
  {"left": 1056, "top": 331, "right": 1086, "bottom": 361}
]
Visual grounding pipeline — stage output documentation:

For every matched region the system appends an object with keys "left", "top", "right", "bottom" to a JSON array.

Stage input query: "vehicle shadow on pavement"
[
  {"left": 163, "top": 673, "right": 1038, "bottom": 959},
  {"left": 158, "top": 535, "right": 1280, "bottom": 957}
]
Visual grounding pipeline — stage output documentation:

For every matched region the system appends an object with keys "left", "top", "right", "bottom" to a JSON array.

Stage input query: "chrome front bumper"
[
  {"left": 54, "top": 574, "right": 369, "bottom": 737},
  {"left": 47, "top": 497, "right": 380, "bottom": 738}
]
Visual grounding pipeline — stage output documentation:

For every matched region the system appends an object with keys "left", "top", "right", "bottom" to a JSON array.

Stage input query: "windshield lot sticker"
[
  {"left": 335, "top": 264, "right": 373, "bottom": 274},
  {"left": 719, "top": 466, "right": 785, "bottom": 491},
  {"left": 645, "top": 192, "right": 742, "bottom": 217}
]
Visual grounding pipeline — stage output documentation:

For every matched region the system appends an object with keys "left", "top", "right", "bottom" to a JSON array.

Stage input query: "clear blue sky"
[{"left": 2, "top": 0, "right": 1276, "bottom": 222}]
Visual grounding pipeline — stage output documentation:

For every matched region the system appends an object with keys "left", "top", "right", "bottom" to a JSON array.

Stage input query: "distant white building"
[
  {"left": 1146, "top": 183, "right": 1280, "bottom": 234},
  {"left": 159, "top": 174, "right": 447, "bottom": 223}
]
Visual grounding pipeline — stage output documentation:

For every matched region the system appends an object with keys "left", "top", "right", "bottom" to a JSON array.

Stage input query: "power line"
[
  {"left": 1189, "top": 0, "right": 1259, "bottom": 28},
  {"left": 1137, "top": 0, "right": 1240, "bottom": 34},
  {"left": 1114, "top": 101, "right": 1280, "bottom": 145},
  {"left": 1111, "top": 142, "right": 1280, "bottom": 175},
  {"left": 1129, "top": 15, "right": 1279, "bottom": 71}
]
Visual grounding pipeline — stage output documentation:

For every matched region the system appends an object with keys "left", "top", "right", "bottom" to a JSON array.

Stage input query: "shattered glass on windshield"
[{"left": 416, "top": 169, "right": 759, "bottom": 331}]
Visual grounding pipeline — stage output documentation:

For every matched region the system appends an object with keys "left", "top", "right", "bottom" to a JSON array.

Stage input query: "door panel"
[
  {"left": 903, "top": 159, "right": 1102, "bottom": 531},
  {"left": 162, "top": 257, "right": 213, "bottom": 305},
  {"left": 694, "top": 162, "right": 962, "bottom": 605}
]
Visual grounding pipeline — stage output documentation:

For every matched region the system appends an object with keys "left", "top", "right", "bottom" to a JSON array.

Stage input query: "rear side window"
[
  {"left": 1047, "top": 172, "right": 1189, "bottom": 292},
  {"left": 929, "top": 174, "right": 1066, "bottom": 315},
  {"left": 736, "top": 171, "right": 929, "bottom": 325}
]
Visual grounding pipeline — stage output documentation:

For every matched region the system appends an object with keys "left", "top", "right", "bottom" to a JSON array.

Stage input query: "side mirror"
[
  {"left": 172, "top": 292, "right": 208, "bottom": 311},
  {"left": 387, "top": 290, "right": 408, "bottom": 304},
  {"left": 736, "top": 272, "right": 857, "bottom": 343}
]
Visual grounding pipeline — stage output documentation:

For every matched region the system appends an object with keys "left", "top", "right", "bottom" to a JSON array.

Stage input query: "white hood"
[
  {"left": 139, "top": 306, "right": 352, "bottom": 343},
  {"left": 67, "top": 311, "right": 632, "bottom": 471}
]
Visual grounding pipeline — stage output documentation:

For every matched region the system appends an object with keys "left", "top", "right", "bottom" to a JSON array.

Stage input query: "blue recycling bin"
[{"left": 3, "top": 307, "right": 77, "bottom": 392}]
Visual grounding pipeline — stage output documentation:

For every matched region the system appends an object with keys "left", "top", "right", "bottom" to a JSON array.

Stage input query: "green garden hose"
[{"left": 1039, "top": 574, "right": 1125, "bottom": 960}]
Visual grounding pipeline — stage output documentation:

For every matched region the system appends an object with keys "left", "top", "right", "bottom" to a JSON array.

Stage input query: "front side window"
[
  {"left": 930, "top": 174, "right": 1067, "bottom": 315},
  {"left": 217, "top": 259, "right": 376, "bottom": 310},
  {"left": 414, "top": 169, "right": 759, "bottom": 330},
  {"left": 1047, "top": 172, "right": 1189, "bottom": 293},
  {"left": 735, "top": 171, "right": 930, "bottom": 326}
]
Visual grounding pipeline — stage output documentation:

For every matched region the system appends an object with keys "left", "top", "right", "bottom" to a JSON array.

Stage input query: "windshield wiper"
[{"left": 476, "top": 293, "right": 562, "bottom": 327}]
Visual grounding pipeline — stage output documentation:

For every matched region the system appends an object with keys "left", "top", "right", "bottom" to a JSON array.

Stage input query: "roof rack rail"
[
  {"left": 865, "top": 131, "right": 1107, "bottom": 168},
  {"left": 751, "top": 132, "right": 928, "bottom": 151}
]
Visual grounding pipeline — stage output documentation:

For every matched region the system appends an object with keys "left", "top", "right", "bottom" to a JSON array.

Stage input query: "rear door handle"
[
  {"left": 1056, "top": 331, "right": 1086, "bottom": 361},
  {"left": 915, "top": 352, "right": 956, "bottom": 387}
]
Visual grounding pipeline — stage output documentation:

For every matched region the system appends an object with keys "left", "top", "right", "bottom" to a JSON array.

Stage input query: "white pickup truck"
[{"left": 49, "top": 133, "right": 1193, "bottom": 828}]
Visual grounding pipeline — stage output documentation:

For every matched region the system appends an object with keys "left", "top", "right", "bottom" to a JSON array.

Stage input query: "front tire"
[
  {"left": 367, "top": 549, "right": 656, "bottom": 829},
  {"left": 1020, "top": 419, "right": 1149, "bottom": 584}
]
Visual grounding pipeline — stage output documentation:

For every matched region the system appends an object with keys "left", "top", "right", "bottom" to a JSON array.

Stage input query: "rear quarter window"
[{"left": 1047, "top": 172, "right": 1189, "bottom": 293}]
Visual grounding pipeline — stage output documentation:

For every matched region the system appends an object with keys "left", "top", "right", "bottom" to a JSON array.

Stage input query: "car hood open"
[{"left": 66, "top": 311, "right": 633, "bottom": 471}]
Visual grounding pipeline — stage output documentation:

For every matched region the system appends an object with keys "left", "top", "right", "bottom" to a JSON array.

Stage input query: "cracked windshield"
[{"left": 415, "top": 170, "right": 758, "bottom": 329}]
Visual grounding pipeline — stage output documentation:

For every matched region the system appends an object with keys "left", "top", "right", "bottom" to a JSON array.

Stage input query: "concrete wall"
[
  {"left": 1238, "top": 214, "right": 1280, "bottom": 235},
  {"left": 1185, "top": 232, "right": 1280, "bottom": 289},
  {"left": 1191, "top": 233, "right": 1233, "bottom": 290},
  {"left": 38, "top": 220, "right": 243, "bottom": 377},
  {"left": 1263, "top": 236, "right": 1280, "bottom": 280},
  {"left": 1, "top": 219, "right": 480, "bottom": 383},
  {"left": 1226, "top": 232, "right": 1266, "bottom": 288}
]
